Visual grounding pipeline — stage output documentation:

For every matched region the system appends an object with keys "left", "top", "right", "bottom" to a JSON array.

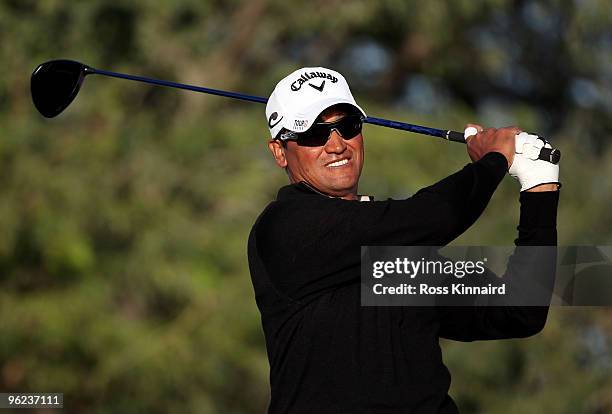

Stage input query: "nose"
[{"left": 324, "top": 129, "right": 347, "bottom": 154}]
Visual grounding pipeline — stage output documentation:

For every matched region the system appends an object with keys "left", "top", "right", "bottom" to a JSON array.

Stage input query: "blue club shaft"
[
  {"left": 89, "top": 67, "right": 269, "bottom": 104},
  {"left": 86, "top": 66, "right": 560, "bottom": 164},
  {"left": 362, "top": 116, "right": 448, "bottom": 139},
  {"left": 87, "top": 67, "right": 457, "bottom": 141},
  {"left": 85, "top": 67, "right": 560, "bottom": 163}
]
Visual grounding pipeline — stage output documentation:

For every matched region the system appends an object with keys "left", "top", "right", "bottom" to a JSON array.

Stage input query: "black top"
[{"left": 248, "top": 152, "right": 559, "bottom": 413}]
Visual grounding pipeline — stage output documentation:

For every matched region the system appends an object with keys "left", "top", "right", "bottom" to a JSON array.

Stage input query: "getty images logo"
[{"left": 291, "top": 71, "right": 338, "bottom": 91}]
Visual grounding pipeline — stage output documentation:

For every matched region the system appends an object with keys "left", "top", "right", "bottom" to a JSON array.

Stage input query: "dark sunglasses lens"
[
  {"left": 337, "top": 117, "right": 362, "bottom": 138},
  {"left": 296, "top": 116, "right": 363, "bottom": 147},
  {"left": 297, "top": 125, "right": 331, "bottom": 147}
]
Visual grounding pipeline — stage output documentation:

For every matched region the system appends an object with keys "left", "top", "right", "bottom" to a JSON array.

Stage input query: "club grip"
[
  {"left": 445, "top": 130, "right": 561, "bottom": 164},
  {"left": 538, "top": 147, "right": 561, "bottom": 164},
  {"left": 445, "top": 130, "right": 467, "bottom": 143}
]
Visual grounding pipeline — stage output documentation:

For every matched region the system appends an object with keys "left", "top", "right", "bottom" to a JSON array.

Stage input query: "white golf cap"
[{"left": 265, "top": 67, "right": 366, "bottom": 139}]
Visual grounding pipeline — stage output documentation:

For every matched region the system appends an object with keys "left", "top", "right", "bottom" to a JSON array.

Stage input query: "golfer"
[{"left": 248, "top": 67, "right": 560, "bottom": 413}]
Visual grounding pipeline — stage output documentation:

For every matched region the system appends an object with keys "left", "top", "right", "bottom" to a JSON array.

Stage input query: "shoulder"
[
  {"left": 249, "top": 194, "right": 370, "bottom": 254},
  {"left": 251, "top": 196, "right": 333, "bottom": 239}
]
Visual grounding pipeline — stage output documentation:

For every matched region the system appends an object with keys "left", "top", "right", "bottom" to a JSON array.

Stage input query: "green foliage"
[{"left": 1, "top": 1, "right": 611, "bottom": 413}]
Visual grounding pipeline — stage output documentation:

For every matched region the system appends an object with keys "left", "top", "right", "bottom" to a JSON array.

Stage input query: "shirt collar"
[{"left": 276, "top": 181, "right": 373, "bottom": 201}]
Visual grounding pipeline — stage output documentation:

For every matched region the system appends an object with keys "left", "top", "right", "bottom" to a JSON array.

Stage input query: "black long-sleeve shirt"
[{"left": 248, "top": 152, "right": 559, "bottom": 413}]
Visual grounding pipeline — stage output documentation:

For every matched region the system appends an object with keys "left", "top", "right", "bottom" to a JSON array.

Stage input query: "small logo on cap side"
[
  {"left": 268, "top": 112, "right": 283, "bottom": 128},
  {"left": 309, "top": 80, "right": 326, "bottom": 92},
  {"left": 294, "top": 119, "right": 308, "bottom": 130}
]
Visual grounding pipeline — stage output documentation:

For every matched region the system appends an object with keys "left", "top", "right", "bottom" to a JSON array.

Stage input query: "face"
[{"left": 268, "top": 107, "right": 365, "bottom": 200}]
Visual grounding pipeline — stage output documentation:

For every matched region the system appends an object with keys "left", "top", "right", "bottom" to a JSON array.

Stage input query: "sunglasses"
[{"left": 278, "top": 115, "right": 364, "bottom": 147}]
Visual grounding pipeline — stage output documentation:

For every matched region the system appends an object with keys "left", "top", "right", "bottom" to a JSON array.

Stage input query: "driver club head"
[{"left": 31, "top": 59, "right": 90, "bottom": 118}]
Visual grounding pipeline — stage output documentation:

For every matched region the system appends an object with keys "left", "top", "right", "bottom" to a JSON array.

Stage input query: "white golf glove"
[
  {"left": 508, "top": 132, "right": 560, "bottom": 192},
  {"left": 464, "top": 127, "right": 560, "bottom": 192}
]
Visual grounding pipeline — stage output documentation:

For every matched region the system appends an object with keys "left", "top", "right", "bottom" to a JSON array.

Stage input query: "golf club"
[{"left": 31, "top": 59, "right": 560, "bottom": 164}]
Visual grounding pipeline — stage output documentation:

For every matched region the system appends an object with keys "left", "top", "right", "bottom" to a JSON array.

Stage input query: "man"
[{"left": 248, "top": 67, "right": 560, "bottom": 413}]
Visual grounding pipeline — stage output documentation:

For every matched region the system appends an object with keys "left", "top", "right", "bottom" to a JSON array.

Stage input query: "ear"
[{"left": 268, "top": 139, "right": 288, "bottom": 168}]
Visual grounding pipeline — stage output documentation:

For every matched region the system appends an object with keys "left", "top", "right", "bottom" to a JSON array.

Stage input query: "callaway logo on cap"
[{"left": 266, "top": 67, "right": 366, "bottom": 139}]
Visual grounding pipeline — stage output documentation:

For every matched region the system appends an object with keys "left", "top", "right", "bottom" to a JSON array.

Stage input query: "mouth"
[{"left": 325, "top": 158, "right": 350, "bottom": 168}]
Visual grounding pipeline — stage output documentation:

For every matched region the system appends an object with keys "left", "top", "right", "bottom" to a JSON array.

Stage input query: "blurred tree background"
[{"left": 1, "top": 0, "right": 611, "bottom": 412}]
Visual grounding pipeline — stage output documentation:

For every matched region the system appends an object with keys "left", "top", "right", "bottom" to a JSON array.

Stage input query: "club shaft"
[
  {"left": 362, "top": 116, "right": 464, "bottom": 142},
  {"left": 88, "top": 67, "right": 268, "bottom": 104},
  {"left": 87, "top": 67, "right": 455, "bottom": 139},
  {"left": 85, "top": 66, "right": 559, "bottom": 163}
]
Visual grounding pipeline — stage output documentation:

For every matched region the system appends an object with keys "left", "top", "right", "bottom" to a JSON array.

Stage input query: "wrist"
[{"left": 526, "top": 183, "right": 559, "bottom": 192}]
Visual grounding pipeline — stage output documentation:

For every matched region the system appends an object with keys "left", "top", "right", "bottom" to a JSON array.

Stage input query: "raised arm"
[
  {"left": 437, "top": 125, "right": 561, "bottom": 341},
  {"left": 415, "top": 125, "right": 517, "bottom": 244}
]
